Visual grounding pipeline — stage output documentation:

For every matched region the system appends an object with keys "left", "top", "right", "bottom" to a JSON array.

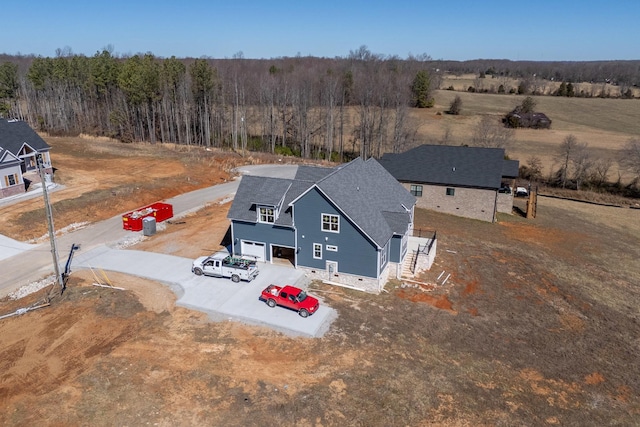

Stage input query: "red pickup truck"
[{"left": 261, "top": 285, "right": 320, "bottom": 318}]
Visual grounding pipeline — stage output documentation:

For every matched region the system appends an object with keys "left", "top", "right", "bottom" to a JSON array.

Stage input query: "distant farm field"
[
  {"left": 410, "top": 90, "right": 640, "bottom": 180},
  {"left": 439, "top": 73, "right": 639, "bottom": 98}
]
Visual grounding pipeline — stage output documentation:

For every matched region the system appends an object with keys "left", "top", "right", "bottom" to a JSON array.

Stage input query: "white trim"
[
  {"left": 0, "top": 150, "right": 21, "bottom": 163},
  {"left": 240, "top": 240, "right": 266, "bottom": 262},
  {"left": 257, "top": 206, "right": 275, "bottom": 224},
  {"left": 269, "top": 243, "right": 296, "bottom": 265},
  {"left": 326, "top": 260, "right": 338, "bottom": 275},
  {"left": 381, "top": 244, "right": 387, "bottom": 267},
  {"left": 321, "top": 213, "right": 340, "bottom": 233},
  {"left": 313, "top": 243, "right": 322, "bottom": 259}
]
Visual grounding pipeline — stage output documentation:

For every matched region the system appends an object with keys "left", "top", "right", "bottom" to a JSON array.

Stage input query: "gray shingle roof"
[
  {"left": 227, "top": 175, "right": 294, "bottom": 224},
  {"left": 381, "top": 211, "right": 411, "bottom": 235},
  {"left": 0, "top": 119, "right": 51, "bottom": 155},
  {"left": 228, "top": 158, "right": 416, "bottom": 247},
  {"left": 315, "top": 158, "right": 416, "bottom": 247},
  {"left": 502, "top": 159, "right": 520, "bottom": 179},
  {"left": 295, "top": 165, "right": 334, "bottom": 182},
  {"left": 379, "top": 144, "right": 517, "bottom": 190}
]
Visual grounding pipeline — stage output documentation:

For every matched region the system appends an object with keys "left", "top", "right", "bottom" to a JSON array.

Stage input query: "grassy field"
[
  {"left": 410, "top": 90, "right": 640, "bottom": 181},
  {"left": 439, "top": 73, "right": 639, "bottom": 99}
]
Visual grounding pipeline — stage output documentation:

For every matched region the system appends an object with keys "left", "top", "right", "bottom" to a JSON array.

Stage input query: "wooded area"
[{"left": 0, "top": 48, "right": 639, "bottom": 161}]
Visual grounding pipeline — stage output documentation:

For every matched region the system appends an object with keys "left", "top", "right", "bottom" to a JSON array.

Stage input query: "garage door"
[{"left": 241, "top": 240, "right": 266, "bottom": 262}]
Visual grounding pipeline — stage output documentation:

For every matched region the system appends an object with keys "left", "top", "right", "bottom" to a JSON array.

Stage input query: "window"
[
  {"left": 381, "top": 247, "right": 387, "bottom": 266},
  {"left": 258, "top": 207, "right": 275, "bottom": 223},
  {"left": 410, "top": 184, "right": 423, "bottom": 197},
  {"left": 5, "top": 174, "right": 17, "bottom": 186},
  {"left": 313, "top": 243, "right": 322, "bottom": 259},
  {"left": 322, "top": 214, "right": 339, "bottom": 233},
  {"left": 446, "top": 187, "right": 455, "bottom": 196},
  {"left": 326, "top": 245, "right": 338, "bottom": 252}
]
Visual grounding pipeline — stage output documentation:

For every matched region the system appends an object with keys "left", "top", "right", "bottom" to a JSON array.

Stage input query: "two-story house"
[
  {"left": 227, "top": 157, "right": 417, "bottom": 293},
  {"left": 0, "top": 118, "right": 53, "bottom": 199}
]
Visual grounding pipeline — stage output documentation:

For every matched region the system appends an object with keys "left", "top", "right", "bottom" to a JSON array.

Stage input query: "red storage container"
[{"left": 122, "top": 202, "right": 174, "bottom": 231}]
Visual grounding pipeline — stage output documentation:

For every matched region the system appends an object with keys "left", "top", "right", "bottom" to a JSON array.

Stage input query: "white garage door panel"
[{"left": 241, "top": 240, "right": 265, "bottom": 261}]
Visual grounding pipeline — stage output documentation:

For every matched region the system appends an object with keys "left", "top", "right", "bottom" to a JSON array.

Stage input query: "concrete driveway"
[
  {"left": 1, "top": 163, "right": 338, "bottom": 336},
  {"left": 75, "top": 246, "right": 337, "bottom": 338},
  {"left": 0, "top": 164, "right": 297, "bottom": 296}
]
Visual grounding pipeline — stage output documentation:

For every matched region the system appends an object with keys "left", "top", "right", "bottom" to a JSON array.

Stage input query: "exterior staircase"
[{"left": 401, "top": 251, "right": 417, "bottom": 278}]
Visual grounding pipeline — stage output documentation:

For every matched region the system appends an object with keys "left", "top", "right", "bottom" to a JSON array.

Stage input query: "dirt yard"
[{"left": 1, "top": 137, "right": 639, "bottom": 425}]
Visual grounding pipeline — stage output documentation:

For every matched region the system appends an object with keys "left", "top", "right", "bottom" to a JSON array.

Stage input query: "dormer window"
[{"left": 258, "top": 207, "right": 275, "bottom": 223}]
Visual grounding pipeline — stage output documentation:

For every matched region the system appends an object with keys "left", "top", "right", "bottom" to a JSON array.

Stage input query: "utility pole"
[{"left": 36, "top": 154, "right": 64, "bottom": 293}]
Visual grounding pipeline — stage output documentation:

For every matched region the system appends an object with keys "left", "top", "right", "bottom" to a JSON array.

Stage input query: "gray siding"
[
  {"left": 294, "top": 187, "right": 378, "bottom": 278},
  {"left": 231, "top": 221, "right": 295, "bottom": 261},
  {"left": 390, "top": 235, "right": 402, "bottom": 263}
]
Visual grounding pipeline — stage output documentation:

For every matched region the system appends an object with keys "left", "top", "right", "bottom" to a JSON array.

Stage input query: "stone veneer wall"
[
  {"left": 299, "top": 263, "right": 392, "bottom": 294},
  {"left": 404, "top": 183, "right": 497, "bottom": 222},
  {"left": 415, "top": 238, "right": 437, "bottom": 273},
  {"left": 496, "top": 192, "right": 514, "bottom": 214}
]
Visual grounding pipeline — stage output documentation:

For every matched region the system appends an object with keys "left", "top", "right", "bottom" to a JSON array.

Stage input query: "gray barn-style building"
[
  {"left": 379, "top": 145, "right": 519, "bottom": 223},
  {"left": 227, "top": 157, "right": 418, "bottom": 293}
]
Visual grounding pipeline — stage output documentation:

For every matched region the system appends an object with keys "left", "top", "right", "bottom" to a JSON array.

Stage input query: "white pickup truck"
[{"left": 192, "top": 251, "right": 259, "bottom": 283}]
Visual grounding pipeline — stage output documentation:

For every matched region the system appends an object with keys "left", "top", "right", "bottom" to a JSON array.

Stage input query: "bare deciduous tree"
[
  {"left": 558, "top": 134, "right": 578, "bottom": 188},
  {"left": 590, "top": 158, "right": 613, "bottom": 187},
  {"left": 470, "top": 115, "right": 514, "bottom": 149},
  {"left": 520, "top": 156, "right": 543, "bottom": 181},
  {"left": 558, "top": 134, "right": 592, "bottom": 189},
  {"left": 571, "top": 143, "right": 592, "bottom": 190},
  {"left": 620, "top": 138, "right": 640, "bottom": 185}
]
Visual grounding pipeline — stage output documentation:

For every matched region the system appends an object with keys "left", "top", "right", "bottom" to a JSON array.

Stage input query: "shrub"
[{"left": 448, "top": 95, "right": 462, "bottom": 115}]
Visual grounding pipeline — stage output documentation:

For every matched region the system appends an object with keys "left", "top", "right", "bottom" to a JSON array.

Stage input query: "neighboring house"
[
  {"left": 379, "top": 144, "right": 519, "bottom": 223},
  {"left": 0, "top": 118, "right": 53, "bottom": 199},
  {"left": 227, "top": 157, "right": 419, "bottom": 293}
]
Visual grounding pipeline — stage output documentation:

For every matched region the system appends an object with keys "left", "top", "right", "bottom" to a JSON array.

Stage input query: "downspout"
[
  {"left": 230, "top": 222, "right": 235, "bottom": 255},
  {"left": 292, "top": 205, "right": 297, "bottom": 268}
]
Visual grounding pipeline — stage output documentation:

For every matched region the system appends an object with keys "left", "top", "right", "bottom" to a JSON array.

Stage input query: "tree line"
[
  {"left": 519, "top": 136, "right": 640, "bottom": 198},
  {"left": 2, "top": 48, "right": 639, "bottom": 159},
  {"left": 0, "top": 47, "right": 443, "bottom": 160}
]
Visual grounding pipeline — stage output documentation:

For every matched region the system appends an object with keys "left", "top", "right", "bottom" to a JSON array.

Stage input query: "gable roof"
[
  {"left": 0, "top": 147, "right": 21, "bottom": 164},
  {"left": 227, "top": 175, "right": 293, "bottom": 223},
  {"left": 228, "top": 158, "right": 416, "bottom": 247},
  {"left": 295, "top": 165, "right": 334, "bottom": 182},
  {"left": 314, "top": 158, "right": 416, "bottom": 247},
  {"left": 0, "top": 119, "right": 51, "bottom": 155},
  {"left": 379, "top": 144, "right": 518, "bottom": 190}
]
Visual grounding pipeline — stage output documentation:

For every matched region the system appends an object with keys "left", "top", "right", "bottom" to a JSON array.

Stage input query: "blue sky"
[{"left": 3, "top": 0, "right": 638, "bottom": 61}]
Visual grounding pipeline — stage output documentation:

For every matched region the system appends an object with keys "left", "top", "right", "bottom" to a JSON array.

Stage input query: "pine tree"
[{"left": 411, "top": 70, "right": 434, "bottom": 108}]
